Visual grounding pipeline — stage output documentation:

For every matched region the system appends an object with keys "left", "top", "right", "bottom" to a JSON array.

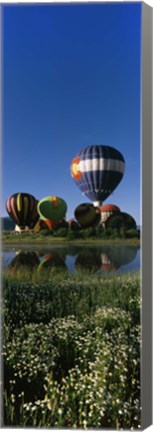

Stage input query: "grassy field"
[
  {"left": 3, "top": 268, "right": 141, "bottom": 429},
  {"left": 2, "top": 228, "right": 140, "bottom": 246}
]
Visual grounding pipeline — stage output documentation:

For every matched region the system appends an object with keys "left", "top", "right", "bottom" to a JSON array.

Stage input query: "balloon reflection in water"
[
  {"left": 106, "top": 245, "right": 138, "bottom": 269},
  {"left": 101, "top": 253, "right": 118, "bottom": 272},
  {"left": 8, "top": 251, "right": 40, "bottom": 271},
  {"left": 38, "top": 252, "right": 67, "bottom": 272},
  {"left": 75, "top": 245, "right": 139, "bottom": 273},
  {"left": 75, "top": 250, "right": 101, "bottom": 273}
]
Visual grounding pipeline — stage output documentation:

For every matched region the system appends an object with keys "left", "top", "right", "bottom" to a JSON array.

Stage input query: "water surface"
[{"left": 2, "top": 243, "right": 140, "bottom": 274}]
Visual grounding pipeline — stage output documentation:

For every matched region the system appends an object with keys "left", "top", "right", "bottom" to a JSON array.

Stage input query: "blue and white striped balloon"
[{"left": 70, "top": 145, "right": 125, "bottom": 206}]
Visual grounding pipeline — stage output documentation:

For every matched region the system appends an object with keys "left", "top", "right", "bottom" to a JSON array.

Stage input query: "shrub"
[
  {"left": 126, "top": 229, "right": 139, "bottom": 239},
  {"left": 40, "top": 229, "right": 53, "bottom": 237},
  {"left": 55, "top": 228, "right": 68, "bottom": 238}
]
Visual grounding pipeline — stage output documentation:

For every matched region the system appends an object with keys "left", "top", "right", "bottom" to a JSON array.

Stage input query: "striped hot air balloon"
[
  {"left": 71, "top": 145, "right": 125, "bottom": 206},
  {"left": 6, "top": 193, "right": 39, "bottom": 229}
]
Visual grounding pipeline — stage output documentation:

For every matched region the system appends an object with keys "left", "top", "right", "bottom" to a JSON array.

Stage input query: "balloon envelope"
[
  {"left": 74, "top": 203, "right": 101, "bottom": 228},
  {"left": 37, "top": 196, "right": 67, "bottom": 222},
  {"left": 6, "top": 193, "right": 39, "bottom": 227},
  {"left": 55, "top": 219, "right": 69, "bottom": 230},
  {"left": 33, "top": 219, "right": 57, "bottom": 232},
  {"left": 100, "top": 204, "right": 120, "bottom": 224},
  {"left": 68, "top": 219, "right": 79, "bottom": 230},
  {"left": 71, "top": 145, "right": 125, "bottom": 205},
  {"left": 106, "top": 212, "right": 137, "bottom": 230}
]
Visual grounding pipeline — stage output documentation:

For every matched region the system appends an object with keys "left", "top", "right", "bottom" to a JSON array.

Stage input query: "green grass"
[
  {"left": 3, "top": 268, "right": 141, "bottom": 429},
  {"left": 2, "top": 228, "right": 140, "bottom": 245}
]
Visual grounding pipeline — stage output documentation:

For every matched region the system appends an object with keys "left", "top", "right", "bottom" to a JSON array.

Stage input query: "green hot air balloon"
[{"left": 37, "top": 196, "right": 67, "bottom": 222}]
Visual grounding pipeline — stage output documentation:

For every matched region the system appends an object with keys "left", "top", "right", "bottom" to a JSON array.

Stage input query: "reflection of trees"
[{"left": 9, "top": 251, "right": 40, "bottom": 271}]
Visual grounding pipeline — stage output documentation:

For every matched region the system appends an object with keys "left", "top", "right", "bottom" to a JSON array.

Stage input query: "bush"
[
  {"left": 40, "top": 229, "right": 53, "bottom": 237},
  {"left": 67, "top": 229, "right": 81, "bottom": 240},
  {"left": 126, "top": 229, "right": 139, "bottom": 239},
  {"left": 119, "top": 227, "right": 127, "bottom": 239},
  {"left": 54, "top": 228, "right": 68, "bottom": 238},
  {"left": 4, "top": 302, "right": 140, "bottom": 428},
  {"left": 80, "top": 227, "right": 96, "bottom": 239}
]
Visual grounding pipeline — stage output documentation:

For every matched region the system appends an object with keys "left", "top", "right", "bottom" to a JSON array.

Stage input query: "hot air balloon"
[
  {"left": 74, "top": 203, "right": 101, "bottom": 228},
  {"left": 68, "top": 219, "right": 79, "bottom": 230},
  {"left": 33, "top": 219, "right": 58, "bottom": 232},
  {"left": 55, "top": 219, "right": 69, "bottom": 230},
  {"left": 106, "top": 212, "right": 136, "bottom": 230},
  {"left": 71, "top": 145, "right": 125, "bottom": 206},
  {"left": 100, "top": 204, "right": 120, "bottom": 225},
  {"left": 37, "top": 196, "right": 67, "bottom": 222},
  {"left": 6, "top": 193, "right": 39, "bottom": 229}
]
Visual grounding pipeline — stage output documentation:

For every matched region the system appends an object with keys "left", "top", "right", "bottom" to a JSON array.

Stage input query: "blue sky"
[{"left": 2, "top": 3, "right": 141, "bottom": 224}]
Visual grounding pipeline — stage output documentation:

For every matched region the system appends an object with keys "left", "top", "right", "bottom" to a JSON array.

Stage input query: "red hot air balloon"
[
  {"left": 6, "top": 193, "right": 39, "bottom": 229},
  {"left": 100, "top": 204, "right": 120, "bottom": 225}
]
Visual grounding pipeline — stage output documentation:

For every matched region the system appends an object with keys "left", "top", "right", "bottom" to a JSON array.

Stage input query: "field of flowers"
[{"left": 3, "top": 268, "right": 141, "bottom": 429}]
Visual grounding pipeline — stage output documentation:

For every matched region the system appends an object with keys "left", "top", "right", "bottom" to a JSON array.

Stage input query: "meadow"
[
  {"left": 3, "top": 267, "right": 141, "bottom": 429},
  {"left": 3, "top": 225, "right": 140, "bottom": 245}
]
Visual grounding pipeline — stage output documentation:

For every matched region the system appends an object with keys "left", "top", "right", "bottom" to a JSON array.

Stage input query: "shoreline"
[{"left": 2, "top": 237, "right": 140, "bottom": 248}]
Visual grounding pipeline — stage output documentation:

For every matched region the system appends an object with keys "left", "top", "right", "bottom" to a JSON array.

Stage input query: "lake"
[{"left": 2, "top": 243, "right": 140, "bottom": 274}]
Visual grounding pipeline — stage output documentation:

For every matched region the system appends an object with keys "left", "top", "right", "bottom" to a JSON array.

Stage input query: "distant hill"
[{"left": 1, "top": 217, "right": 15, "bottom": 231}]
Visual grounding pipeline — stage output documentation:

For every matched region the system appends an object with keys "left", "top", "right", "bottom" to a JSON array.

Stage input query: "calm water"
[{"left": 2, "top": 244, "right": 140, "bottom": 274}]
